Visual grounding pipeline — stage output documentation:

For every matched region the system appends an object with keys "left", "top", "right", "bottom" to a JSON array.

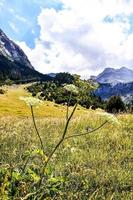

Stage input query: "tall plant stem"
[
  {"left": 66, "top": 92, "right": 72, "bottom": 121},
  {"left": 30, "top": 105, "right": 45, "bottom": 155},
  {"left": 44, "top": 103, "right": 77, "bottom": 169},
  {"left": 64, "top": 120, "right": 108, "bottom": 139},
  {"left": 38, "top": 104, "right": 77, "bottom": 186}
]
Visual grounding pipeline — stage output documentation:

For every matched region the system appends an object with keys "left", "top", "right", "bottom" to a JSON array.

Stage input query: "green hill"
[{"left": 0, "top": 84, "right": 88, "bottom": 117}]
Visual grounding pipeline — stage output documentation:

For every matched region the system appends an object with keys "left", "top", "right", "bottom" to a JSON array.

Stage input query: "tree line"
[{"left": 27, "top": 72, "right": 133, "bottom": 113}]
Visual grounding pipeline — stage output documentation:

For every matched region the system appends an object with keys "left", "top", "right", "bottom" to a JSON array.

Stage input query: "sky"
[{"left": 1, "top": 0, "right": 133, "bottom": 78}]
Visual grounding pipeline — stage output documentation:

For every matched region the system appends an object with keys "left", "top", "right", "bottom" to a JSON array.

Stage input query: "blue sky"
[
  {"left": 0, "top": 0, "right": 133, "bottom": 77},
  {"left": 0, "top": 0, "right": 62, "bottom": 48}
]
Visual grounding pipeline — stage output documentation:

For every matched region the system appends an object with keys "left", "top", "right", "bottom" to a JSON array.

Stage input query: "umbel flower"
[
  {"left": 64, "top": 84, "right": 79, "bottom": 94},
  {"left": 96, "top": 111, "right": 120, "bottom": 125},
  {"left": 20, "top": 96, "right": 43, "bottom": 107}
]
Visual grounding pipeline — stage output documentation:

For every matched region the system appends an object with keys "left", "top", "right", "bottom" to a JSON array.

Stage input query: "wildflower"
[
  {"left": 20, "top": 96, "right": 43, "bottom": 107},
  {"left": 64, "top": 84, "right": 79, "bottom": 94},
  {"left": 96, "top": 111, "right": 120, "bottom": 125},
  {"left": 70, "top": 147, "right": 77, "bottom": 153}
]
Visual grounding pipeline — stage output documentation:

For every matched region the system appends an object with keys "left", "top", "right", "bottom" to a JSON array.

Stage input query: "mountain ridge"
[
  {"left": 0, "top": 29, "right": 33, "bottom": 69},
  {"left": 92, "top": 67, "right": 133, "bottom": 102},
  {"left": 0, "top": 28, "right": 51, "bottom": 82},
  {"left": 95, "top": 67, "right": 133, "bottom": 84}
]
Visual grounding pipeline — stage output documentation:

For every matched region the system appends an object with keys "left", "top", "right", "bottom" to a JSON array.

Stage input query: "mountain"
[
  {"left": 96, "top": 67, "right": 133, "bottom": 84},
  {"left": 95, "top": 82, "right": 133, "bottom": 101},
  {"left": 93, "top": 67, "right": 133, "bottom": 102},
  {"left": 0, "top": 29, "right": 51, "bottom": 82},
  {"left": 0, "top": 28, "right": 34, "bottom": 69},
  {"left": 48, "top": 73, "right": 56, "bottom": 78}
]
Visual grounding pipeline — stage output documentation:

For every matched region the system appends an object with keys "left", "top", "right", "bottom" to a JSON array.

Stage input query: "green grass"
[
  {"left": 0, "top": 84, "right": 132, "bottom": 199},
  {"left": 0, "top": 104, "right": 132, "bottom": 199}
]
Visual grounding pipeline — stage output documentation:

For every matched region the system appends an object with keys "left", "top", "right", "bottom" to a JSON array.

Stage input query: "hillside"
[
  {"left": 95, "top": 82, "right": 133, "bottom": 101},
  {"left": 0, "top": 84, "right": 88, "bottom": 117},
  {"left": 0, "top": 29, "right": 51, "bottom": 82},
  {"left": 26, "top": 73, "right": 103, "bottom": 109}
]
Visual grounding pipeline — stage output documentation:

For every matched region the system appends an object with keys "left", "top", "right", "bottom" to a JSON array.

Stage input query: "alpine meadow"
[{"left": 0, "top": 0, "right": 133, "bottom": 199}]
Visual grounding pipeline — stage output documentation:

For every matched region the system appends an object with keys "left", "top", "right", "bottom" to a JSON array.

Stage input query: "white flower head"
[
  {"left": 20, "top": 96, "right": 43, "bottom": 107},
  {"left": 96, "top": 111, "right": 120, "bottom": 125},
  {"left": 70, "top": 147, "right": 77, "bottom": 153},
  {"left": 64, "top": 84, "right": 78, "bottom": 94}
]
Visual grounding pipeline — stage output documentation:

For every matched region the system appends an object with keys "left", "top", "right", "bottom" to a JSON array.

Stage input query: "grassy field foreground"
[
  {"left": 0, "top": 106, "right": 133, "bottom": 199},
  {"left": 0, "top": 85, "right": 133, "bottom": 199}
]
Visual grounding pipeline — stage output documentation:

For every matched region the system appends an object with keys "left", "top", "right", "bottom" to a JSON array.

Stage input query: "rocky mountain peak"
[
  {"left": 96, "top": 67, "right": 133, "bottom": 84},
  {"left": 0, "top": 28, "right": 33, "bottom": 69},
  {"left": 0, "top": 28, "right": 53, "bottom": 82}
]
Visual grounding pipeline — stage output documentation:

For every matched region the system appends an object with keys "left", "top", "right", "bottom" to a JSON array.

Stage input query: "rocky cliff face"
[
  {"left": 0, "top": 29, "right": 51, "bottom": 82},
  {"left": 0, "top": 29, "right": 33, "bottom": 69}
]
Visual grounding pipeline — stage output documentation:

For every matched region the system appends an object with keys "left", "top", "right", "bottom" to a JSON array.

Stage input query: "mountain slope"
[
  {"left": 96, "top": 67, "right": 133, "bottom": 84},
  {"left": 0, "top": 29, "right": 51, "bottom": 82},
  {"left": 0, "top": 84, "right": 87, "bottom": 117},
  {"left": 95, "top": 82, "right": 133, "bottom": 100},
  {"left": 0, "top": 29, "right": 33, "bottom": 69},
  {"left": 93, "top": 67, "right": 133, "bottom": 102}
]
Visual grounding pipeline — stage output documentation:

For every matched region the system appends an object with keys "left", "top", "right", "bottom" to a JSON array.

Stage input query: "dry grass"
[{"left": 0, "top": 84, "right": 88, "bottom": 118}]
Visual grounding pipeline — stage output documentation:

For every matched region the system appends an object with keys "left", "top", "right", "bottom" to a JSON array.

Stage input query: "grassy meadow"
[
  {"left": 0, "top": 85, "right": 133, "bottom": 199},
  {"left": 0, "top": 85, "right": 87, "bottom": 118}
]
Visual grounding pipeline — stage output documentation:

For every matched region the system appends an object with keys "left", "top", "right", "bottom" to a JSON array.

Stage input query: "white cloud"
[
  {"left": 15, "top": 14, "right": 27, "bottom": 22},
  {"left": 18, "top": 0, "right": 133, "bottom": 78}
]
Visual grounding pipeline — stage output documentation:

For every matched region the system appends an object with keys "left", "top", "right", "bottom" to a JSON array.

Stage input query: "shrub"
[
  {"left": 0, "top": 88, "right": 5, "bottom": 94},
  {"left": 106, "top": 96, "right": 126, "bottom": 113},
  {"left": 26, "top": 76, "right": 105, "bottom": 109},
  {"left": 54, "top": 72, "right": 74, "bottom": 85}
]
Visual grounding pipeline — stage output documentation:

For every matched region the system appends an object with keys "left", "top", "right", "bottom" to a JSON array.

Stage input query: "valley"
[{"left": 0, "top": 28, "right": 133, "bottom": 199}]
